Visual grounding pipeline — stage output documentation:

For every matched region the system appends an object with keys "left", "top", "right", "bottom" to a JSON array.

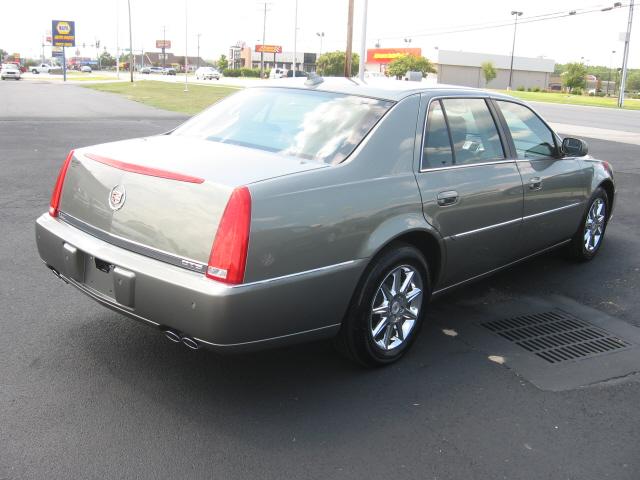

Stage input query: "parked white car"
[
  {"left": 80, "top": 65, "right": 92, "bottom": 73},
  {"left": 31, "top": 64, "right": 54, "bottom": 74},
  {"left": 1, "top": 64, "right": 21, "bottom": 80},
  {"left": 269, "top": 68, "right": 288, "bottom": 79},
  {"left": 195, "top": 67, "right": 221, "bottom": 80}
]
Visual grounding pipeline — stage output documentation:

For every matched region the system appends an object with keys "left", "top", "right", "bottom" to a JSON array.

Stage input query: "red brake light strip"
[{"left": 84, "top": 152, "right": 205, "bottom": 184}]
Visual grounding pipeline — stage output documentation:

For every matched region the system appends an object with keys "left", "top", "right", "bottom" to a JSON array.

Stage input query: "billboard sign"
[
  {"left": 156, "top": 40, "right": 171, "bottom": 49},
  {"left": 52, "top": 20, "right": 75, "bottom": 47},
  {"left": 366, "top": 48, "right": 422, "bottom": 64},
  {"left": 255, "top": 44, "right": 282, "bottom": 54}
]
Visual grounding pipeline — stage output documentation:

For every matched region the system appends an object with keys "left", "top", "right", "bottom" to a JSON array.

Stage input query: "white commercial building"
[{"left": 437, "top": 50, "right": 555, "bottom": 90}]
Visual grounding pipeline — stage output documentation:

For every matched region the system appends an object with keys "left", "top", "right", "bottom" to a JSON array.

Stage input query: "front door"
[
  {"left": 415, "top": 97, "right": 524, "bottom": 289},
  {"left": 494, "top": 100, "right": 588, "bottom": 255}
]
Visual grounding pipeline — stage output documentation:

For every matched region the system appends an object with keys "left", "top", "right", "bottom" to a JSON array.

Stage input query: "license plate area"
[{"left": 84, "top": 255, "right": 116, "bottom": 300}]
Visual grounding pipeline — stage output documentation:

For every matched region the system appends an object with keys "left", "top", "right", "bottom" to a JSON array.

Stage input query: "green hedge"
[{"left": 222, "top": 68, "right": 262, "bottom": 78}]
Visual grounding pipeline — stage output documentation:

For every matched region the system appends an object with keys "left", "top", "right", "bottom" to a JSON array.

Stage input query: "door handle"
[
  {"left": 529, "top": 177, "right": 542, "bottom": 190},
  {"left": 437, "top": 190, "right": 459, "bottom": 206}
]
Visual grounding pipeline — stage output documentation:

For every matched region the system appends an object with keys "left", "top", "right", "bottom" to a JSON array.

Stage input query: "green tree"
[
  {"left": 386, "top": 54, "right": 435, "bottom": 78},
  {"left": 0, "top": 48, "right": 7, "bottom": 62},
  {"left": 316, "top": 51, "right": 359, "bottom": 76},
  {"left": 99, "top": 51, "right": 115, "bottom": 67},
  {"left": 481, "top": 61, "right": 497, "bottom": 85},
  {"left": 562, "top": 62, "right": 587, "bottom": 92},
  {"left": 218, "top": 54, "right": 228, "bottom": 71},
  {"left": 626, "top": 71, "right": 640, "bottom": 91}
]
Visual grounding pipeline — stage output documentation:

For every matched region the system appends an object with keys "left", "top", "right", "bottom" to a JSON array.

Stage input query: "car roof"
[{"left": 250, "top": 76, "right": 519, "bottom": 103}]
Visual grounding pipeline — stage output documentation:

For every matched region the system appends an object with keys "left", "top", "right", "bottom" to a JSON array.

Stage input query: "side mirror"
[{"left": 562, "top": 137, "right": 589, "bottom": 157}]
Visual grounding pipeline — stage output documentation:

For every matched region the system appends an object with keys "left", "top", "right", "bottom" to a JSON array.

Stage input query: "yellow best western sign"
[{"left": 52, "top": 20, "right": 76, "bottom": 47}]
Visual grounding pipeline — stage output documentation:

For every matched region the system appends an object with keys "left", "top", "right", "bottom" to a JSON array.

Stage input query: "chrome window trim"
[
  {"left": 418, "top": 95, "right": 507, "bottom": 173},
  {"left": 58, "top": 211, "right": 208, "bottom": 274},
  {"left": 447, "top": 202, "right": 583, "bottom": 240},
  {"left": 420, "top": 159, "right": 516, "bottom": 173}
]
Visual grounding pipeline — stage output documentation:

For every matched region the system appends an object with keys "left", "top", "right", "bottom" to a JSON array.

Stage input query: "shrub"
[
  {"left": 532, "top": 87, "right": 541, "bottom": 92},
  {"left": 239, "top": 68, "right": 261, "bottom": 77},
  {"left": 572, "top": 87, "right": 583, "bottom": 95},
  {"left": 222, "top": 68, "right": 240, "bottom": 77},
  {"left": 516, "top": 86, "right": 525, "bottom": 91}
]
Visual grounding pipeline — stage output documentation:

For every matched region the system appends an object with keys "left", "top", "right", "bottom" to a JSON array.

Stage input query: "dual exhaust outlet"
[{"left": 163, "top": 329, "right": 200, "bottom": 350}]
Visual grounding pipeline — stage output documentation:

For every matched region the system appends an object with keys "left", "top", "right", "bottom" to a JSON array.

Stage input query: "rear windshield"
[{"left": 171, "top": 87, "right": 394, "bottom": 164}]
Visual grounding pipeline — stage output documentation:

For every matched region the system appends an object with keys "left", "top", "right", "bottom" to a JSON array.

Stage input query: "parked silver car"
[
  {"left": 36, "top": 78, "right": 615, "bottom": 366},
  {"left": 1, "top": 63, "right": 22, "bottom": 80}
]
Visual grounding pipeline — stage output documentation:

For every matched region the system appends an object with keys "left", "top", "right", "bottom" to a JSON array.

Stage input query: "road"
[{"left": 1, "top": 81, "right": 640, "bottom": 480}]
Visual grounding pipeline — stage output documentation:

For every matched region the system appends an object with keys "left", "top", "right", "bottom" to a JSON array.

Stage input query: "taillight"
[
  {"left": 49, "top": 149, "right": 75, "bottom": 217},
  {"left": 206, "top": 186, "right": 252, "bottom": 284}
]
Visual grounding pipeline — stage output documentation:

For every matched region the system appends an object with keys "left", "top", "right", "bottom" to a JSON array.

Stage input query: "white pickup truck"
[{"left": 31, "top": 64, "right": 54, "bottom": 74}]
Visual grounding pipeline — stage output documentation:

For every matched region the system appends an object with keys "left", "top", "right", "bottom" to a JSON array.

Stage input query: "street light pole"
[
  {"left": 116, "top": 0, "right": 120, "bottom": 79},
  {"left": 358, "top": 0, "right": 368, "bottom": 80},
  {"left": 607, "top": 50, "right": 616, "bottom": 96},
  {"left": 618, "top": 0, "right": 634, "bottom": 108},
  {"left": 260, "top": 2, "right": 267, "bottom": 78},
  {"left": 316, "top": 32, "right": 324, "bottom": 56},
  {"left": 508, "top": 10, "right": 523, "bottom": 91},
  {"left": 197, "top": 33, "right": 201, "bottom": 68},
  {"left": 127, "top": 0, "right": 133, "bottom": 83},
  {"left": 293, "top": 0, "right": 298, "bottom": 77},
  {"left": 184, "top": 0, "right": 188, "bottom": 92}
]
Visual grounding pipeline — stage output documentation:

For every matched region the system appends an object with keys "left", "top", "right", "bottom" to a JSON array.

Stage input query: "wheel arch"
[{"left": 599, "top": 179, "right": 615, "bottom": 217}]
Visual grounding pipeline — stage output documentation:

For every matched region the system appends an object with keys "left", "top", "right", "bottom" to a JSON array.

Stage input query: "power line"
[{"left": 375, "top": 3, "right": 630, "bottom": 41}]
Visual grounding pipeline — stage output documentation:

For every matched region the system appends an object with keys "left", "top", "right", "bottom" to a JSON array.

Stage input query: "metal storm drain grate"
[{"left": 481, "top": 310, "right": 632, "bottom": 364}]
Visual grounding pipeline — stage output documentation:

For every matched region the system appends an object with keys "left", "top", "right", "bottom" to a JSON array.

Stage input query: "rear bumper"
[{"left": 36, "top": 213, "right": 365, "bottom": 352}]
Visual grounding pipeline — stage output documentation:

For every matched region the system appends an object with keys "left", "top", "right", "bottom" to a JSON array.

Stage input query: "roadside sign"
[
  {"left": 255, "top": 44, "right": 282, "bottom": 54},
  {"left": 156, "top": 40, "right": 171, "bottom": 49},
  {"left": 52, "top": 20, "right": 76, "bottom": 47},
  {"left": 52, "top": 47, "right": 64, "bottom": 58},
  {"left": 366, "top": 48, "right": 422, "bottom": 64}
]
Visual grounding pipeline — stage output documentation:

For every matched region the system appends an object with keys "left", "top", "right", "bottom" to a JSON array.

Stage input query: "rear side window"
[
  {"left": 422, "top": 101, "right": 454, "bottom": 169},
  {"left": 172, "top": 88, "right": 394, "bottom": 165},
  {"left": 496, "top": 101, "right": 558, "bottom": 159},
  {"left": 422, "top": 98, "right": 504, "bottom": 170}
]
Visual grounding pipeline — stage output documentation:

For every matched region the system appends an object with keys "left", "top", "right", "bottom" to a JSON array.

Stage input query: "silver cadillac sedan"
[{"left": 36, "top": 77, "right": 615, "bottom": 366}]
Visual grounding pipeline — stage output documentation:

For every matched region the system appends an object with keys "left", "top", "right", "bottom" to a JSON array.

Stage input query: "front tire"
[
  {"left": 567, "top": 187, "right": 610, "bottom": 261},
  {"left": 335, "top": 244, "right": 431, "bottom": 367}
]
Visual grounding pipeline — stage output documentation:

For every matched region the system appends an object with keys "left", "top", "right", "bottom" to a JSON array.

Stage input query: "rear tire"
[
  {"left": 335, "top": 243, "right": 431, "bottom": 367},
  {"left": 567, "top": 187, "right": 609, "bottom": 261}
]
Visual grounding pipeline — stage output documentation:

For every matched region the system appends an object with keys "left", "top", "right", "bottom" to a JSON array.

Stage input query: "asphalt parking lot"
[{"left": 2, "top": 81, "right": 640, "bottom": 480}]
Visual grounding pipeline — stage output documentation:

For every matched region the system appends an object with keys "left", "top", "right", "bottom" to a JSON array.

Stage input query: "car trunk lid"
[{"left": 58, "top": 135, "right": 327, "bottom": 268}]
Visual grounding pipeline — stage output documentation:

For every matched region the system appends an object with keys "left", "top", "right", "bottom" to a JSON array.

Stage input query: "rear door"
[
  {"left": 493, "top": 100, "right": 587, "bottom": 255},
  {"left": 415, "top": 96, "right": 524, "bottom": 288}
]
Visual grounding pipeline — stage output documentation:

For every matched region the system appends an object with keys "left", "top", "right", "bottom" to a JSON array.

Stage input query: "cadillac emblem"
[{"left": 108, "top": 185, "right": 126, "bottom": 211}]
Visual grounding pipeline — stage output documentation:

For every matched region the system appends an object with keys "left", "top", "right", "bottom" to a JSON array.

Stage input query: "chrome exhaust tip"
[
  {"left": 163, "top": 329, "right": 182, "bottom": 343},
  {"left": 181, "top": 336, "right": 200, "bottom": 350}
]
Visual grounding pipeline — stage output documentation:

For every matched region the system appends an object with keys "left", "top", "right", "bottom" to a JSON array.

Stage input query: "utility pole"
[
  {"left": 260, "top": 2, "right": 268, "bottom": 78},
  {"left": 197, "top": 33, "right": 201, "bottom": 68},
  {"left": 344, "top": 0, "right": 354, "bottom": 77},
  {"left": 618, "top": 0, "right": 634, "bottom": 108},
  {"left": 127, "top": 0, "right": 133, "bottom": 82},
  {"left": 508, "top": 10, "right": 523, "bottom": 90},
  {"left": 358, "top": 0, "right": 368, "bottom": 80},
  {"left": 184, "top": 0, "right": 189, "bottom": 92},
  {"left": 293, "top": 0, "right": 298, "bottom": 77}
]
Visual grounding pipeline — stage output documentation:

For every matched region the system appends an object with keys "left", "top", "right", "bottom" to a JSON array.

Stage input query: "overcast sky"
[{"left": 4, "top": 0, "right": 637, "bottom": 68}]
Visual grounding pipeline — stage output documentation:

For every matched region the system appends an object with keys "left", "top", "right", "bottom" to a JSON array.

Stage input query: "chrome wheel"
[
  {"left": 369, "top": 265, "right": 423, "bottom": 351},
  {"left": 584, "top": 198, "right": 606, "bottom": 252}
]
